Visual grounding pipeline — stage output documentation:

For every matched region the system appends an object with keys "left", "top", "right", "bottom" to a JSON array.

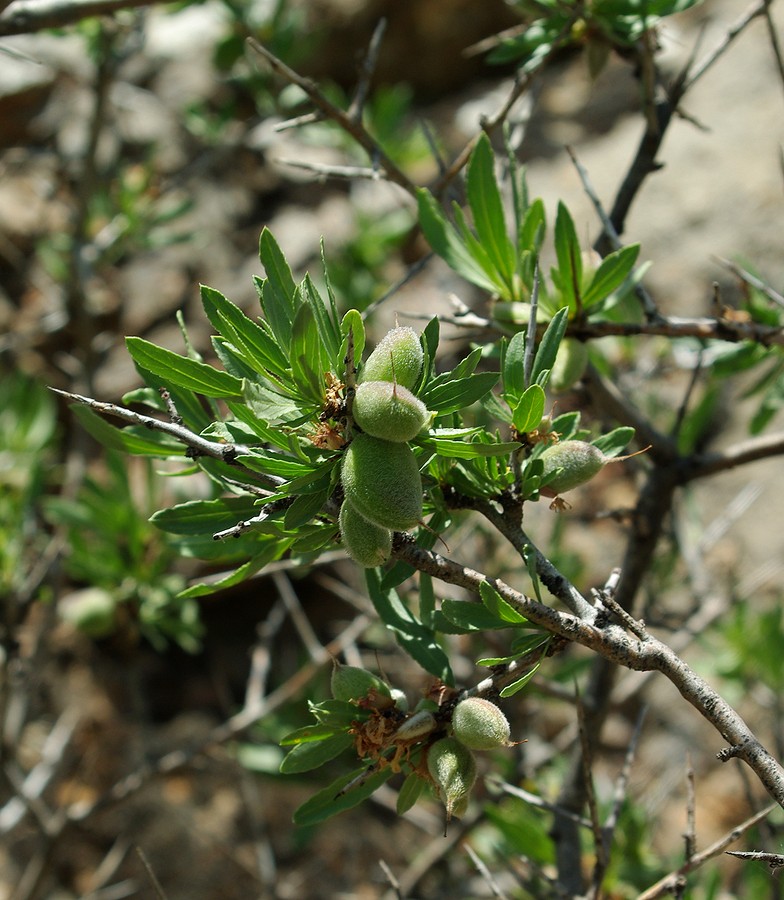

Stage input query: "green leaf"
[
  {"left": 235, "top": 448, "right": 315, "bottom": 479},
  {"left": 553, "top": 202, "right": 582, "bottom": 309},
  {"left": 519, "top": 197, "right": 546, "bottom": 260},
  {"left": 283, "top": 478, "right": 332, "bottom": 530},
  {"left": 512, "top": 384, "right": 546, "bottom": 433},
  {"left": 178, "top": 539, "right": 289, "bottom": 598},
  {"left": 71, "top": 406, "right": 183, "bottom": 457},
  {"left": 428, "top": 436, "right": 519, "bottom": 460},
  {"left": 242, "top": 381, "right": 306, "bottom": 428},
  {"left": 151, "top": 497, "right": 262, "bottom": 535},
  {"left": 480, "top": 581, "right": 528, "bottom": 624},
  {"left": 289, "top": 301, "right": 326, "bottom": 405},
  {"left": 466, "top": 133, "right": 516, "bottom": 291},
  {"left": 422, "top": 372, "right": 499, "bottom": 415},
  {"left": 582, "top": 244, "right": 640, "bottom": 309},
  {"left": 366, "top": 569, "right": 453, "bottom": 684},
  {"left": 258, "top": 227, "right": 297, "bottom": 346},
  {"left": 341, "top": 309, "right": 366, "bottom": 373},
  {"left": 302, "top": 274, "right": 342, "bottom": 363},
  {"left": 419, "top": 573, "right": 435, "bottom": 629},
  {"left": 530, "top": 307, "right": 569, "bottom": 386},
  {"left": 437, "top": 599, "right": 520, "bottom": 633},
  {"left": 417, "top": 188, "right": 502, "bottom": 294},
  {"left": 200, "top": 284, "right": 290, "bottom": 379},
  {"left": 126, "top": 337, "right": 242, "bottom": 398},
  {"left": 502, "top": 332, "right": 527, "bottom": 406},
  {"left": 522, "top": 544, "right": 543, "bottom": 603},
  {"left": 499, "top": 660, "right": 542, "bottom": 697},
  {"left": 280, "top": 732, "right": 354, "bottom": 774},
  {"left": 281, "top": 724, "right": 342, "bottom": 746},
  {"left": 308, "top": 699, "right": 363, "bottom": 728},
  {"left": 397, "top": 771, "right": 427, "bottom": 815},
  {"left": 592, "top": 426, "right": 635, "bottom": 458},
  {"left": 292, "top": 765, "right": 394, "bottom": 826}
]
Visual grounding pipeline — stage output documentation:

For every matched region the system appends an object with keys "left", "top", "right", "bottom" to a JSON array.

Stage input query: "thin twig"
[
  {"left": 246, "top": 38, "right": 417, "bottom": 197},
  {"left": 637, "top": 802, "right": 778, "bottom": 899},
  {"left": 347, "top": 18, "right": 386, "bottom": 122},
  {"left": 465, "top": 843, "right": 510, "bottom": 900},
  {"left": 0, "top": 0, "right": 158, "bottom": 36}
]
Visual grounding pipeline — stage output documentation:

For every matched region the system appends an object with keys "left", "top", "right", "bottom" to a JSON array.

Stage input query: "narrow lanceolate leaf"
[
  {"left": 512, "top": 384, "right": 546, "bottom": 434},
  {"left": 499, "top": 660, "right": 542, "bottom": 697},
  {"left": 429, "top": 437, "right": 520, "bottom": 460},
  {"left": 366, "top": 569, "right": 453, "bottom": 684},
  {"left": 151, "top": 497, "right": 262, "bottom": 535},
  {"left": 553, "top": 202, "right": 583, "bottom": 309},
  {"left": 71, "top": 406, "right": 183, "bottom": 458},
  {"left": 417, "top": 188, "right": 503, "bottom": 294},
  {"left": 397, "top": 771, "right": 427, "bottom": 815},
  {"left": 581, "top": 244, "right": 640, "bottom": 309},
  {"left": 502, "top": 331, "right": 527, "bottom": 406},
  {"left": 279, "top": 732, "right": 354, "bottom": 775},
  {"left": 466, "top": 133, "right": 517, "bottom": 291},
  {"left": 200, "top": 285, "right": 290, "bottom": 379},
  {"left": 289, "top": 302, "right": 326, "bottom": 405},
  {"left": 126, "top": 337, "right": 242, "bottom": 398},
  {"left": 592, "top": 426, "right": 635, "bottom": 458},
  {"left": 292, "top": 766, "right": 394, "bottom": 826},
  {"left": 422, "top": 371, "right": 499, "bottom": 415},
  {"left": 479, "top": 581, "right": 527, "bottom": 624},
  {"left": 530, "top": 307, "right": 569, "bottom": 387},
  {"left": 258, "top": 227, "right": 297, "bottom": 346}
]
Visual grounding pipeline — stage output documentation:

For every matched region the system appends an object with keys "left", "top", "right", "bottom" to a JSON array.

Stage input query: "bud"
[{"left": 451, "top": 697, "right": 511, "bottom": 750}]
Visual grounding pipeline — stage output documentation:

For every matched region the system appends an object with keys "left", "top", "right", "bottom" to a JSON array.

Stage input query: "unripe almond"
[
  {"left": 427, "top": 737, "right": 477, "bottom": 820},
  {"left": 330, "top": 663, "right": 392, "bottom": 703},
  {"left": 392, "top": 709, "right": 437, "bottom": 742},
  {"left": 341, "top": 433, "right": 422, "bottom": 531},
  {"left": 550, "top": 339, "right": 588, "bottom": 392},
  {"left": 451, "top": 698, "right": 511, "bottom": 750},
  {"left": 360, "top": 326, "right": 423, "bottom": 390},
  {"left": 353, "top": 381, "right": 430, "bottom": 443},
  {"left": 539, "top": 440, "right": 605, "bottom": 496},
  {"left": 339, "top": 499, "right": 392, "bottom": 567}
]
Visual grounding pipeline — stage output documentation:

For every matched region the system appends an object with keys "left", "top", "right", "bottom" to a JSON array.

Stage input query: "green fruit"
[
  {"left": 353, "top": 381, "right": 429, "bottom": 443},
  {"left": 451, "top": 698, "right": 511, "bottom": 750},
  {"left": 330, "top": 663, "right": 392, "bottom": 702},
  {"left": 539, "top": 440, "right": 605, "bottom": 495},
  {"left": 360, "top": 326, "right": 423, "bottom": 390},
  {"left": 339, "top": 499, "right": 392, "bottom": 567},
  {"left": 341, "top": 433, "right": 422, "bottom": 531},
  {"left": 550, "top": 339, "right": 589, "bottom": 392},
  {"left": 392, "top": 710, "right": 437, "bottom": 742},
  {"left": 427, "top": 737, "right": 477, "bottom": 820}
]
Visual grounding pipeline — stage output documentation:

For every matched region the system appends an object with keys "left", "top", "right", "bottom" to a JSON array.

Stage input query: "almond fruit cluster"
[{"left": 339, "top": 327, "right": 431, "bottom": 567}]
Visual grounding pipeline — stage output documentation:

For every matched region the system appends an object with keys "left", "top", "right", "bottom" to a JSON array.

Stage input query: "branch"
[
  {"left": 637, "top": 802, "right": 779, "bottom": 899},
  {"left": 245, "top": 38, "right": 418, "bottom": 198},
  {"left": 49, "top": 388, "right": 285, "bottom": 488},
  {"left": 392, "top": 536, "right": 784, "bottom": 808},
  {"left": 0, "top": 0, "right": 158, "bottom": 36}
]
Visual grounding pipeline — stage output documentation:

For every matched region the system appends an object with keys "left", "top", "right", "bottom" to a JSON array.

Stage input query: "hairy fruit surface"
[
  {"left": 339, "top": 499, "right": 392, "bottom": 567},
  {"left": 427, "top": 737, "right": 477, "bottom": 820},
  {"left": 330, "top": 663, "right": 392, "bottom": 703},
  {"left": 341, "top": 433, "right": 423, "bottom": 531},
  {"left": 352, "top": 381, "right": 429, "bottom": 443},
  {"left": 451, "top": 697, "right": 511, "bottom": 750},
  {"left": 539, "top": 440, "right": 605, "bottom": 495},
  {"left": 360, "top": 326, "right": 423, "bottom": 390}
]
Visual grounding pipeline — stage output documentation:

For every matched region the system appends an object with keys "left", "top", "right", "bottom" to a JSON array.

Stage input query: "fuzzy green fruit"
[
  {"left": 451, "top": 698, "right": 511, "bottom": 750},
  {"left": 341, "top": 433, "right": 422, "bottom": 531},
  {"left": 353, "top": 381, "right": 429, "bottom": 443},
  {"left": 360, "top": 326, "right": 423, "bottom": 390},
  {"left": 330, "top": 663, "right": 392, "bottom": 702},
  {"left": 339, "top": 499, "right": 392, "bottom": 567},
  {"left": 550, "top": 339, "right": 589, "bottom": 392},
  {"left": 427, "top": 737, "right": 477, "bottom": 820},
  {"left": 539, "top": 440, "right": 605, "bottom": 495}
]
